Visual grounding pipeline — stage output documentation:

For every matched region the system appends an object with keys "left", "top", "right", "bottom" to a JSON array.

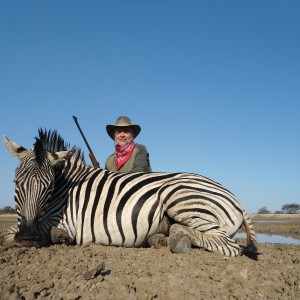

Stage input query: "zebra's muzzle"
[
  {"left": 14, "top": 218, "right": 45, "bottom": 247},
  {"left": 14, "top": 231, "right": 42, "bottom": 247}
]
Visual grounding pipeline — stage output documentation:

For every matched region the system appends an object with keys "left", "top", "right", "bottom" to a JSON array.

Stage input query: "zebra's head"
[{"left": 3, "top": 129, "right": 76, "bottom": 247}]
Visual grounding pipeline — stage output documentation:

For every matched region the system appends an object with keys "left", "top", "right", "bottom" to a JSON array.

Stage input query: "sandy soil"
[{"left": 0, "top": 214, "right": 299, "bottom": 299}]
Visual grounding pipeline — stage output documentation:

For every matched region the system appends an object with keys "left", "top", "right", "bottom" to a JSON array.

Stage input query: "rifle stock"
[
  {"left": 72, "top": 116, "right": 100, "bottom": 168},
  {"left": 89, "top": 153, "right": 100, "bottom": 168}
]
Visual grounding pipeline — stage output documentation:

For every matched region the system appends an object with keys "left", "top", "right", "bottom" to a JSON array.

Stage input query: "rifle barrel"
[
  {"left": 72, "top": 115, "right": 94, "bottom": 154},
  {"left": 72, "top": 116, "right": 100, "bottom": 168}
]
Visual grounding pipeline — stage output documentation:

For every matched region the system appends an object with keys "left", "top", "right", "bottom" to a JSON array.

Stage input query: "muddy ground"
[{"left": 0, "top": 214, "right": 299, "bottom": 300}]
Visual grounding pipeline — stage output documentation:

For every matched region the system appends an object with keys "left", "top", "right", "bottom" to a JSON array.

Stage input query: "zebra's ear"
[
  {"left": 3, "top": 135, "right": 31, "bottom": 160},
  {"left": 47, "top": 149, "right": 76, "bottom": 165}
]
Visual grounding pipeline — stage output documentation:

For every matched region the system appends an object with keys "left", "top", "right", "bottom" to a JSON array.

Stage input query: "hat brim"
[{"left": 106, "top": 124, "right": 141, "bottom": 140}]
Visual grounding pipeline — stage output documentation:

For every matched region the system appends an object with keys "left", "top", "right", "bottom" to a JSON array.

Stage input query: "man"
[{"left": 105, "top": 116, "right": 152, "bottom": 173}]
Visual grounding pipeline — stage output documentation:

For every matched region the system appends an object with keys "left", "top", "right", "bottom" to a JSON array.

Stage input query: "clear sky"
[{"left": 0, "top": 0, "right": 299, "bottom": 213}]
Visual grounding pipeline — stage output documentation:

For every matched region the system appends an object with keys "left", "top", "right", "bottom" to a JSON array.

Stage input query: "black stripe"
[
  {"left": 131, "top": 188, "right": 160, "bottom": 244},
  {"left": 80, "top": 169, "right": 103, "bottom": 244},
  {"left": 167, "top": 194, "right": 236, "bottom": 225},
  {"left": 103, "top": 176, "right": 120, "bottom": 245},
  {"left": 115, "top": 173, "right": 176, "bottom": 244},
  {"left": 90, "top": 171, "right": 110, "bottom": 243},
  {"left": 118, "top": 172, "right": 148, "bottom": 190},
  {"left": 73, "top": 171, "right": 92, "bottom": 220},
  {"left": 163, "top": 184, "right": 241, "bottom": 224},
  {"left": 146, "top": 196, "right": 164, "bottom": 238},
  {"left": 176, "top": 208, "right": 217, "bottom": 219}
]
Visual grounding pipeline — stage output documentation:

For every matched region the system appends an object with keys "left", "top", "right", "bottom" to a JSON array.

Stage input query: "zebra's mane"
[{"left": 33, "top": 128, "right": 85, "bottom": 164}]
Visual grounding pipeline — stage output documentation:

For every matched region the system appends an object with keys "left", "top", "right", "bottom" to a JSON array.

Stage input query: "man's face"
[{"left": 114, "top": 127, "right": 134, "bottom": 146}]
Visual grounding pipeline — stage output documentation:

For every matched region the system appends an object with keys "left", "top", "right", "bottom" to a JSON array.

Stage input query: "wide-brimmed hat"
[{"left": 106, "top": 116, "right": 141, "bottom": 140}]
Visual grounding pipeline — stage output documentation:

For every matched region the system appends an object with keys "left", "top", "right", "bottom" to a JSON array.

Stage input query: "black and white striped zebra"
[{"left": 3, "top": 129, "right": 259, "bottom": 259}]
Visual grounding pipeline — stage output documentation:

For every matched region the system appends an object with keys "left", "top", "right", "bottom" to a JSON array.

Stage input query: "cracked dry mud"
[{"left": 0, "top": 214, "right": 299, "bottom": 300}]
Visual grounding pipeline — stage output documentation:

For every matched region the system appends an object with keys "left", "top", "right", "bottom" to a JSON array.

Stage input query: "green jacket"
[{"left": 105, "top": 143, "right": 152, "bottom": 173}]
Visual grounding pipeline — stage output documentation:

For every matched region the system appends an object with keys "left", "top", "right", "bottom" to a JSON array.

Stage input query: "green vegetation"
[{"left": 257, "top": 203, "right": 300, "bottom": 214}]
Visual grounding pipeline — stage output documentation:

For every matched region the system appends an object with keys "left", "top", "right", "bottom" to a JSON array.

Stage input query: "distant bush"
[
  {"left": 257, "top": 206, "right": 271, "bottom": 214},
  {"left": 281, "top": 203, "right": 300, "bottom": 214},
  {"left": 0, "top": 206, "right": 16, "bottom": 214},
  {"left": 257, "top": 203, "right": 300, "bottom": 214}
]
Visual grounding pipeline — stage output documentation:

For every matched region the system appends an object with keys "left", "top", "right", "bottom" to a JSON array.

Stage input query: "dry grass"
[
  {"left": 0, "top": 214, "right": 18, "bottom": 221},
  {"left": 250, "top": 213, "right": 300, "bottom": 221}
]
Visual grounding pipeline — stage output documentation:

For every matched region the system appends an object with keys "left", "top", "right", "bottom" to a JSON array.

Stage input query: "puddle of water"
[
  {"left": 235, "top": 232, "right": 300, "bottom": 245},
  {"left": 253, "top": 220, "right": 299, "bottom": 223}
]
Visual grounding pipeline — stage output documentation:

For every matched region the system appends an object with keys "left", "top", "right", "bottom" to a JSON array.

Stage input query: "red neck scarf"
[{"left": 115, "top": 141, "right": 136, "bottom": 170}]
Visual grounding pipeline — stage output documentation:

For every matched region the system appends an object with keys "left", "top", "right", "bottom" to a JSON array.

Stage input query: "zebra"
[{"left": 3, "top": 129, "right": 259, "bottom": 259}]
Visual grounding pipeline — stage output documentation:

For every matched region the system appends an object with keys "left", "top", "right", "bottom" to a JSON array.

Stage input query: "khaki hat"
[{"left": 106, "top": 116, "right": 141, "bottom": 140}]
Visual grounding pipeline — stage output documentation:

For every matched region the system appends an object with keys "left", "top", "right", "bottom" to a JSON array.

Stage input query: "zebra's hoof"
[
  {"left": 148, "top": 234, "right": 168, "bottom": 249},
  {"left": 169, "top": 234, "right": 191, "bottom": 254},
  {"left": 50, "top": 227, "right": 69, "bottom": 244}
]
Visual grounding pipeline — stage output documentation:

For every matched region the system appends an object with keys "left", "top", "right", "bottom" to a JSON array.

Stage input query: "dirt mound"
[{"left": 0, "top": 217, "right": 299, "bottom": 299}]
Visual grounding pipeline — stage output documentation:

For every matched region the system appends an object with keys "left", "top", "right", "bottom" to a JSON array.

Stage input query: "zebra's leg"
[
  {"left": 147, "top": 216, "right": 170, "bottom": 249},
  {"left": 147, "top": 233, "right": 168, "bottom": 249},
  {"left": 50, "top": 226, "right": 70, "bottom": 244},
  {"left": 169, "top": 223, "right": 241, "bottom": 257},
  {"left": 169, "top": 224, "right": 192, "bottom": 254}
]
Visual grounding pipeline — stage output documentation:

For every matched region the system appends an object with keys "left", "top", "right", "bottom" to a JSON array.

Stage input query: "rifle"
[{"left": 72, "top": 116, "right": 100, "bottom": 168}]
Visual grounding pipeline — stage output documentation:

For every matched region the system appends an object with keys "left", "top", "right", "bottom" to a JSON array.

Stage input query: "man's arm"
[{"left": 131, "top": 144, "right": 152, "bottom": 172}]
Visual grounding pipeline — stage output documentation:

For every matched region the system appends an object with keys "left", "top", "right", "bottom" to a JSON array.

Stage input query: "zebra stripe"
[{"left": 3, "top": 129, "right": 259, "bottom": 259}]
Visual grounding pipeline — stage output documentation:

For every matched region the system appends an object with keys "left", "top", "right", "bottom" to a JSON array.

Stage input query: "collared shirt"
[{"left": 105, "top": 143, "right": 152, "bottom": 173}]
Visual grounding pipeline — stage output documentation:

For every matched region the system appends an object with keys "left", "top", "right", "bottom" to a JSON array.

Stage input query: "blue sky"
[{"left": 0, "top": 0, "right": 299, "bottom": 213}]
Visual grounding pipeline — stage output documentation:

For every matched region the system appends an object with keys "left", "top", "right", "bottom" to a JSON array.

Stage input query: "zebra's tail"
[{"left": 241, "top": 210, "right": 261, "bottom": 260}]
